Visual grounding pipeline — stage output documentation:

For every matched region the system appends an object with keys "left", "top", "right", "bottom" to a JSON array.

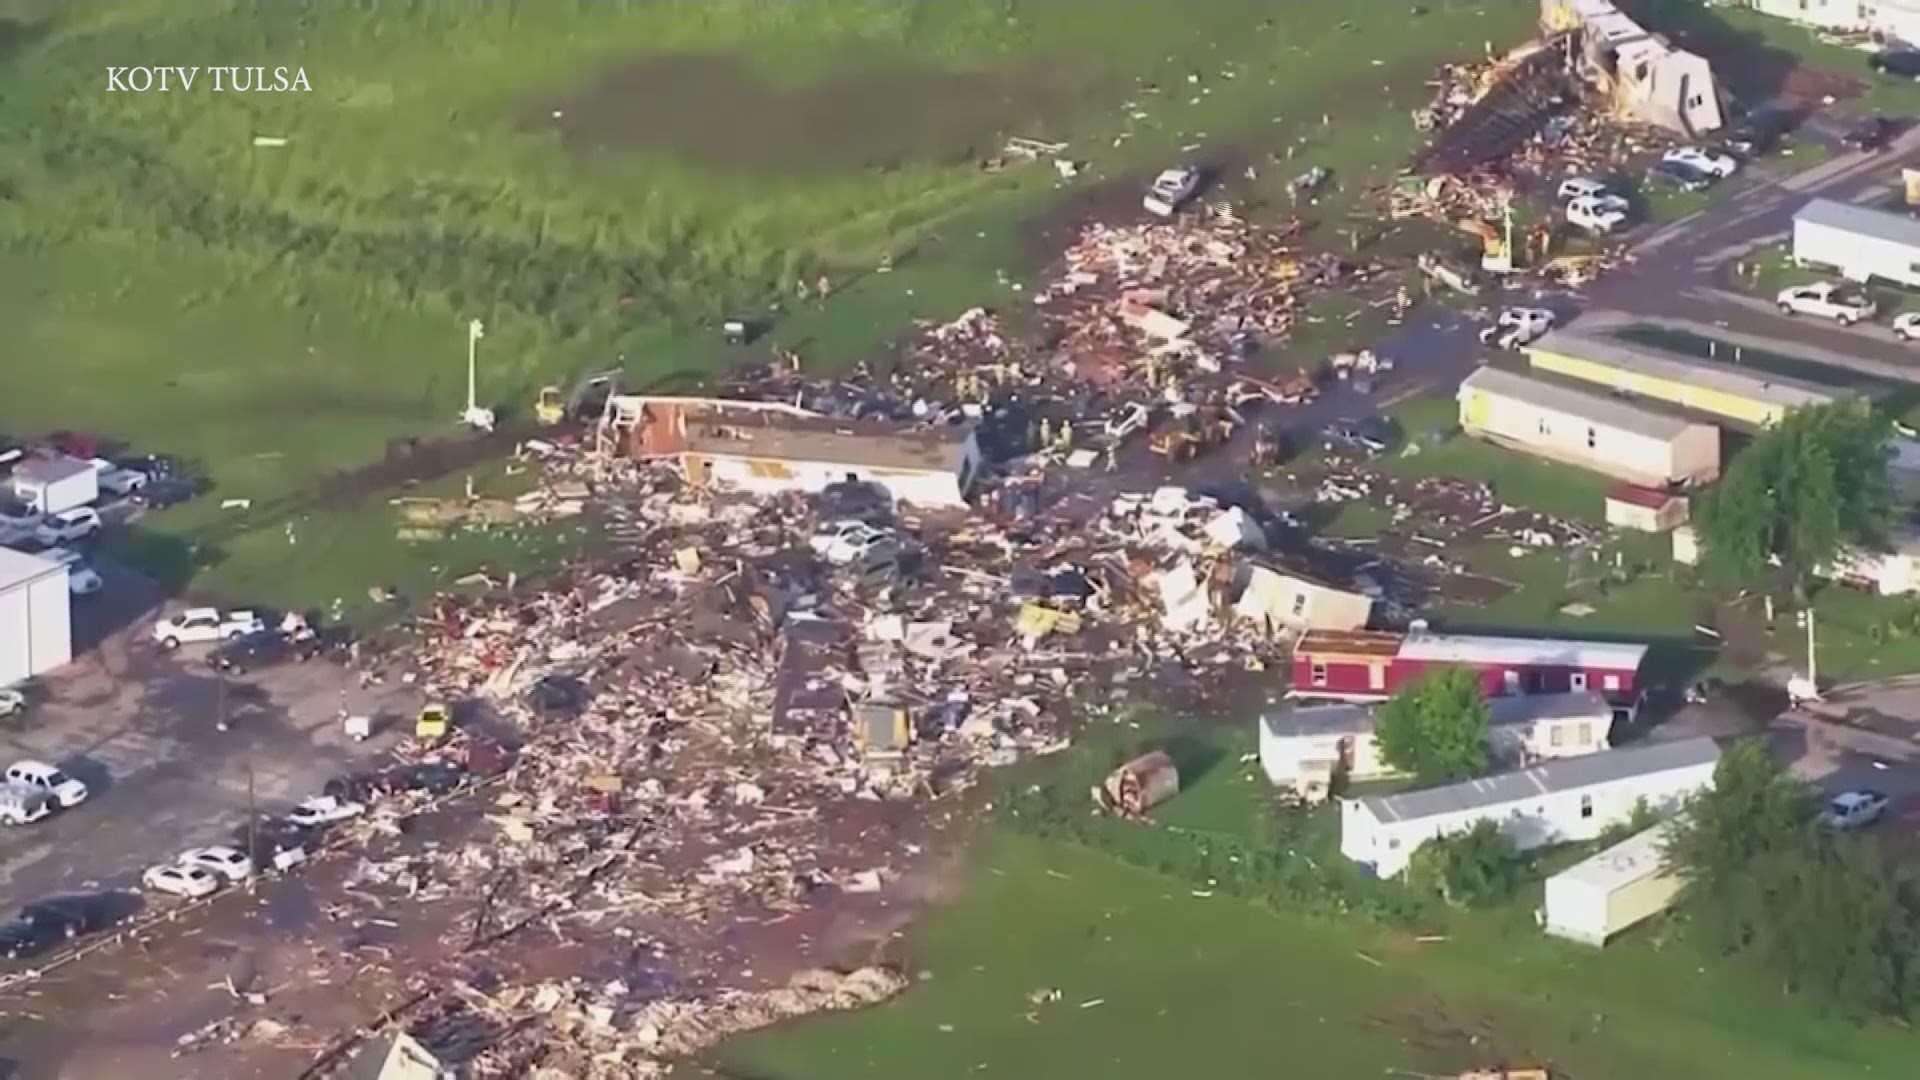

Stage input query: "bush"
[{"left": 1404, "top": 820, "right": 1525, "bottom": 909}]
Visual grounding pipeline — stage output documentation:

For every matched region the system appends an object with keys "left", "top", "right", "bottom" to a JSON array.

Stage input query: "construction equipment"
[
  {"left": 534, "top": 386, "right": 565, "bottom": 425},
  {"left": 415, "top": 702, "right": 450, "bottom": 742},
  {"left": 535, "top": 368, "right": 625, "bottom": 428}
]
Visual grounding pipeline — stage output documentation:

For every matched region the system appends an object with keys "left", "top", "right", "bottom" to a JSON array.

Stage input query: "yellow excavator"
[{"left": 534, "top": 386, "right": 565, "bottom": 425}]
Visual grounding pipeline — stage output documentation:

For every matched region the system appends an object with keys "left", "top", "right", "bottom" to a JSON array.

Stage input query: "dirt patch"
[{"left": 533, "top": 53, "right": 1075, "bottom": 173}]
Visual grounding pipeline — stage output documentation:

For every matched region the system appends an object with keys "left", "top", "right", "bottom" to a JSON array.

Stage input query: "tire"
[
  {"left": 1840, "top": 315, "right": 1856, "bottom": 326},
  {"left": 162, "top": 637, "right": 180, "bottom": 650},
  {"left": 1779, "top": 303, "right": 1795, "bottom": 315}
]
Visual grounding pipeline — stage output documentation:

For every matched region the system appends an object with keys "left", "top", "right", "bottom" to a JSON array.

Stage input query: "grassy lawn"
[
  {"left": 718, "top": 746, "right": 1920, "bottom": 1080},
  {"left": 0, "top": 0, "right": 1533, "bottom": 615},
  {"left": 1386, "top": 430, "right": 1616, "bottom": 524},
  {"left": 1664, "top": 1, "right": 1920, "bottom": 116}
]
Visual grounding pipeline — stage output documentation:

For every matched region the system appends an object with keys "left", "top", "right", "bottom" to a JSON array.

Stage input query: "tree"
[
  {"left": 1375, "top": 667, "right": 1489, "bottom": 782},
  {"left": 1669, "top": 739, "right": 1920, "bottom": 1018},
  {"left": 1405, "top": 820, "right": 1523, "bottom": 908},
  {"left": 1696, "top": 402, "right": 1894, "bottom": 599}
]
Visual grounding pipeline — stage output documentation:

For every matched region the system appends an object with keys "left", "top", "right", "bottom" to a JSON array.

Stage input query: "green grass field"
[
  {"left": 718, "top": 734, "right": 1920, "bottom": 1080},
  {"left": 0, "top": 0, "right": 1534, "bottom": 612}
]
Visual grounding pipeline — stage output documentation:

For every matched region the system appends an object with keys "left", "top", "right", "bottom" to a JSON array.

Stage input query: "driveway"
[{"left": 0, "top": 602, "right": 417, "bottom": 909}]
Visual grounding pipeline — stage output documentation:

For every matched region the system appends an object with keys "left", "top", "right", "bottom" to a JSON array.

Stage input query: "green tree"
[
  {"left": 1696, "top": 402, "right": 1894, "bottom": 599},
  {"left": 1375, "top": 667, "right": 1489, "bottom": 782},
  {"left": 1405, "top": 820, "right": 1523, "bottom": 908},
  {"left": 1669, "top": 738, "right": 1920, "bottom": 1018}
]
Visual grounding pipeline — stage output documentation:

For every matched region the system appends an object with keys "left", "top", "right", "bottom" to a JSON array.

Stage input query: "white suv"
[{"left": 1566, "top": 195, "right": 1628, "bottom": 233}]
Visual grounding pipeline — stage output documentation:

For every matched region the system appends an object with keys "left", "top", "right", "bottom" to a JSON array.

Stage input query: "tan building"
[
  {"left": 1605, "top": 484, "right": 1690, "bottom": 533},
  {"left": 1233, "top": 561, "right": 1374, "bottom": 635},
  {"left": 1459, "top": 367, "right": 1721, "bottom": 487}
]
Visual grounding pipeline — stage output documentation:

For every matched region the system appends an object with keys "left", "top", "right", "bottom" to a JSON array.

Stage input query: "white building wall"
[
  {"left": 0, "top": 564, "right": 71, "bottom": 687},
  {"left": 1871, "top": 1, "right": 1920, "bottom": 44},
  {"left": 1794, "top": 219, "right": 1920, "bottom": 287},
  {"left": 1340, "top": 758, "right": 1715, "bottom": 877}
]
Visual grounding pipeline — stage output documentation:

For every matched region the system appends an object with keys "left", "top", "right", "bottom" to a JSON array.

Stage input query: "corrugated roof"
[
  {"left": 1528, "top": 330, "right": 1839, "bottom": 412},
  {"left": 1461, "top": 366, "right": 1702, "bottom": 441},
  {"left": 1262, "top": 703, "right": 1375, "bottom": 739},
  {"left": 1266, "top": 692, "right": 1611, "bottom": 741},
  {"left": 1359, "top": 736, "right": 1719, "bottom": 824},
  {"left": 1795, "top": 197, "right": 1920, "bottom": 252},
  {"left": 1397, "top": 630, "right": 1647, "bottom": 671},
  {"left": 1484, "top": 691, "right": 1615, "bottom": 725},
  {"left": 684, "top": 413, "right": 973, "bottom": 474},
  {"left": 1548, "top": 818, "right": 1679, "bottom": 892},
  {"left": 0, "top": 547, "right": 62, "bottom": 593}
]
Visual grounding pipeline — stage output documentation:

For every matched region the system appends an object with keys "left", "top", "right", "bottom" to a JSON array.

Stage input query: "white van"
[{"left": 0, "top": 783, "right": 52, "bottom": 826}]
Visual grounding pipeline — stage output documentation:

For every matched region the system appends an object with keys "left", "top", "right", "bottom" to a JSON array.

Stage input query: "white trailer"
[
  {"left": 1541, "top": 819, "right": 1683, "bottom": 946},
  {"left": 1792, "top": 198, "right": 1920, "bottom": 288}
]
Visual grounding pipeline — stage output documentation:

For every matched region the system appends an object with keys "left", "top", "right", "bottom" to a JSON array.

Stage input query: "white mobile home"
[
  {"left": 1746, "top": 0, "right": 1920, "bottom": 44},
  {"left": 1458, "top": 367, "right": 1721, "bottom": 487},
  {"left": 1541, "top": 819, "right": 1684, "bottom": 946},
  {"left": 1793, "top": 198, "right": 1920, "bottom": 288},
  {"left": 1340, "top": 736, "right": 1718, "bottom": 878},
  {"left": 1261, "top": 693, "right": 1615, "bottom": 803}
]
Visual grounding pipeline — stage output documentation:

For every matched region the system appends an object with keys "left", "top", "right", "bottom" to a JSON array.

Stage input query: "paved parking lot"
[{"left": 0, "top": 587, "right": 417, "bottom": 909}]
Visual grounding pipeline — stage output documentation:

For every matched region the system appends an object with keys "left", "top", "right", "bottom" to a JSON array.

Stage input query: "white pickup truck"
[
  {"left": 152, "top": 607, "right": 265, "bottom": 650},
  {"left": 1143, "top": 167, "right": 1200, "bottom": 217},
  {"left": 1776, "top": 282, "right": 1875, "bottom": 325}
]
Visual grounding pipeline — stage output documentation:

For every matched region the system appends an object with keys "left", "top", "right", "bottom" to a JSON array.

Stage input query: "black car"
[
  {"left": 1719, "top": 104, "right": 1800, "bottom": 157},
  {"left": 325, "top": 760, "right": 466, "bottom": 803},
  {"left": 1843, "top": 116, "right": 1896, "bottom": 152},
  {"left": 1870, "top": 49, "right": 1920, "bottom": 78},
  {"left": 17, "top": 892, "right": 140, "bottom": 944},
  {"left": 206, "top": 629, "right": 323, "bottom": 675},
  {"left": 1646, "top": 158, "right": 1712, "bottom": 192}
]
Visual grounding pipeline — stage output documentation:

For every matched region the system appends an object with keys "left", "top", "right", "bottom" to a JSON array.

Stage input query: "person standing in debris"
[{"left": 1104, "top": 442, "right": 1119, "bottom": 472}]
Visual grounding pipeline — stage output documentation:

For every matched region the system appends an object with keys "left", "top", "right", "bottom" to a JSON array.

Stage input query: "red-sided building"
[{"left": 1292, "top": 628, "right": 1648, "bottom": 716}]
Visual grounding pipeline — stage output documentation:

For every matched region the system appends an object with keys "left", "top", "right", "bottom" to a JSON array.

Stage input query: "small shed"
[
  {"left": 11, "top": 455, "right": 97, "bottom": 515},
  {"left": 1541, "top": 819, "right": 1682, "bottom": 946},
  {"left": 1096, "top": 750, "right": 1180, "bottom": 817},
  {"left": 1604, "top": 484, "right": 1689, "bottom": 533}
]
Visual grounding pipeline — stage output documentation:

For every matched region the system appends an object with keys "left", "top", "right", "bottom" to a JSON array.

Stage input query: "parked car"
[
  {"left": 1896, "top": 311, "right": 1920, "bottom": 341},
  {"left": 0, "top": 917, "right": 51, "bottom": 960},
  {"left": 1478, "top": 307, "right": 1556, "bottom": 350},
  {"left": 134, "top": 475, "right": 203, "bottom": 510},
  {"left": 0, "top": 504, "right": 42, "bottom": 544},
  {"left": 4, "top": 760, "right": 87, "bottom": 809},
  {"left": 0, "top": 783, "right": 51, "bottom": 826},
  {"left": 42, "top": 547, "right": 103, "bottom": 597},
  {"left": 17, "top": 892, "right": 139, "bottom": 944},
  {"left": 285, "top": 795, "right": 365, "bottom": 829},
  {"left": 1821, "top": 789, "right": 1890, "bottom": 830},
  {"left": 89, "top": 458, "right": 148, "bottom": 497},
  {"left": 325, "top": 761, "right": 466, "bottom": 803},
  {"left": 141, "top": 862, "right": 220, "bottom": 899},
  {"left": 151, "top": 607, "right": 264, "bottom": 650},
  {"left": 1842, "top": 116, "right": 1896, "bottom": 153},
  {"left": 0, "top": 687, "right": 24, "bottom": 719},
  {"left": 1646, "top": 158, "right": 1713, "bottom": 193},
  {"left": 33, "top": 507, "right": 101, "bottom": 546},
  {"left": 205, "top": 629, "right": 326, "bottom": 675},
  {"left": 1719, "top": 104, "right": 1800, "bottom": 157},
  {"left": 1142, "top": 166, "right": 1200, "bottom": 217},
  {"left": 1555, "top": 176, "right": 1610, "bottom": 202},
  {"left": 177, "top": 845, "right": 254, "bottom": 882},
  {"left": 1323, "top": 418, "right": 1396, "bottom": 455},
  {"left": 1777, "top": 282, "right": 1876, "bottom": 324},
  {"left": 1869, "top": 48, "right": 1920, "bottom": 78},
  {"left": 1662, "top": 146, "right": 1738, "bottom": 178},
  {"left": 1566, "top": 194, "right": 1628, "bottom": 233}
]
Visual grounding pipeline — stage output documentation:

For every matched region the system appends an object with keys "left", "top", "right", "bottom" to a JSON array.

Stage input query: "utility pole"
[
  {"left": 465, "top": 318, "right": 484, "bottom": 415},
  {"left": 1804, "top": 606, "right": 1818, "bottom": 688},
  {"left": 246, "top": 756, "right": 258, "bottom": 894}
]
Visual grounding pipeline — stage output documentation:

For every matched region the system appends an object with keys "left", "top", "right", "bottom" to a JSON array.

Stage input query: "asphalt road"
[{"left": 0, "top": 595, "right": 416, "bottom": 911}]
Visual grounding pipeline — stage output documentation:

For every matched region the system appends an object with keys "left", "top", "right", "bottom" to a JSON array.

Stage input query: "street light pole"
[
  {"left": 1805, "top": 605, "right": 1818, "bottom": 689},
  {"left": 466, "top": 318, "right": 485, "bottom": 415}
]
